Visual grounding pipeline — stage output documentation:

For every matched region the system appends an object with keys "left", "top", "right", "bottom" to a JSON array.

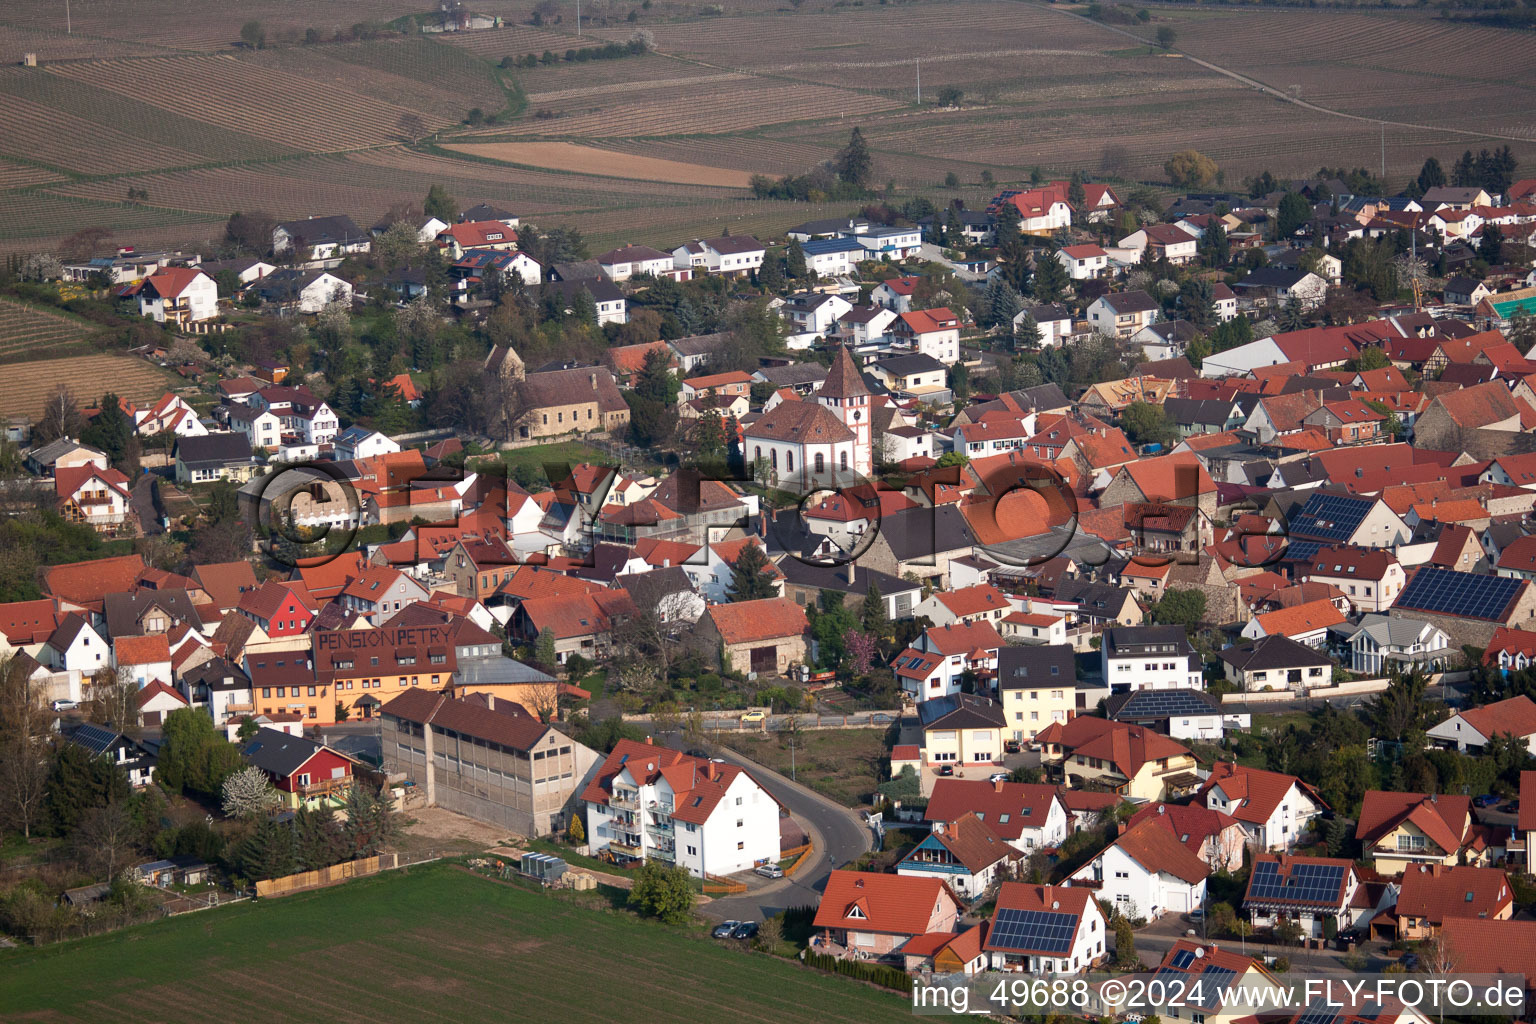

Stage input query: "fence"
[
  {"left": 703, "top": 873, "right": 747, "bottom": 895},
  {"left": 255, "top": 853, "right": 396, "bottom": 897},
  {"left": 783, "top": 842, "right": 815, "bottom": 876},
  {"left": 1221, "top": 677, "right": 1390, "bottom": 704}
]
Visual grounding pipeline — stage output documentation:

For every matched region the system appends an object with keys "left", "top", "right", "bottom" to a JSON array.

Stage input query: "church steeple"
[{"left": 816, "top": 345, "right": 872, "bottom": 479}]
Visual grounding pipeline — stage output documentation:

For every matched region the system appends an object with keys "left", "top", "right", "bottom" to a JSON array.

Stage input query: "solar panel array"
[
  {"left": 1170, "top": 948, "right": 1196, "bottom": 969},
  {"left": 1288, "top": 493, "right": 1371, "bottom": 542},
  {"left": 1113, "top": 689, "right": 1213, "bottom": 720},
  {"left": 1152, "top": 959, "right": 1236, "bottom": 1011},
  {"left": 1246, "top": 860, "right": 1346, "bottom": 905},
  {"left": 1297, "top": 998, "right": 1341, "bottom": 1024},
  {"left": 1397, "top": 566, "right": 1524, "bottom": 622},
  {"left": 1279, "top": 539, "right": 1324, "bottom": 566},
  {"left": 989, "top": 908, "right": 1077, "bottom": 954}
]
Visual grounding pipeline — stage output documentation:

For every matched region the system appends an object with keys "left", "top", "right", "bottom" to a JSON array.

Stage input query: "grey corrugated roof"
[{"left": 454, "top": 657, "right": 556, "bottom": 688}]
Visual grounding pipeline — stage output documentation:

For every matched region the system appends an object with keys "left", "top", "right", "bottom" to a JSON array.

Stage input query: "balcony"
[
  {"left": 651, "top": 845, "right": 675, "bottom": 860},
  {"left": 611, "top": 791, "right": 640, "bottom": 810},
  {"left": 647, "top": 799, "right": 674, "bottom": 816},
  {"left": 298, "top": 775, "right": 352, "bottom": 798},
  {"left": 646, "top": 821, "right": 674, "bottom": 837},
  {"left": 608, "top": 840, "right": 643, "bottom": 858}
]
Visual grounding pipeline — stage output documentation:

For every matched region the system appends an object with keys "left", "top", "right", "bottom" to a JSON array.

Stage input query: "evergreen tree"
[
  {"left": 694, "top": 411, "right": 726, "bottom": 467},
  {"left": 1416, "top": 157, "right": 1446, "bottom": 196},
  {"left": 995, "top": 199, "right": 1022, "bottom": 239},
  {"left": 726, "top": 542, "right": 776, "bottom": 602},
  {"left": 342, "top": 782, "right": 399, "bottom": 857},
  {"left": 1452, "top": 150, "right": 1477, "bottom": 188},
  {"left": 1013, "top": 312, "right": 1041, "bottom": 349},
  {"left": 1031, "top": 248, "right": 1069, "bottom": 303},
  {"left": 1279, "top": 297, "right": 1310, "bottom": 332},
  {"left": 569, "top": 287, "right": 599, "bottom": 326},
  {"left": 1067, "top": 176, "right": 1086, "bottom": 222},
  {"left": 988, "top": 279, "right": 1025, "bottom": 329},
  {"left": 236, "top": 818, "right": 297, "bottom": 881},
  {"left": 1276, "top": 192, "right": 1312, "bottom": 239},
  {"left": 42, "top": 742, "right": 130, "bottom": 835},
  {"left": 534, "top": 627, "right": 558, "bottom": 667},
  {"left": 1198, "top": 222, "right": 1229, "bottom": 267},
  {"left": 292, "top": 806, "right": 346, "bottom": 870},
  {"left": 635, "top": 347, "right": 676, "bottom": 404},
  {"left": 1480, "top": 223, "right": 1505, "bottom": 263},
  {"left": 81, "top": 393, "right": 134, "bottom": 471},
  {"left": 861, "top": 581, "right": 889, "bottom": 641},
  {"left": 423, "top": 184, "right": 458, "bottom": 222},
  {"left": 758, "top": 252, "right": 785, "bottom": 292},
  {"left": 833, "top": 127, "right": 872, "bottom": 188},
  {"left": 785, "top": 239, "right": 808, "bottom": 279},
  {"left": 1180, "top": 278, "right": 1216, "bottom": 329}
]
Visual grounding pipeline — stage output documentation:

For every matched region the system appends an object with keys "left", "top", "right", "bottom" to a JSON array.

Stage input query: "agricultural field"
[
  {"left": 0, "top": 354, "right": 174, "bottom": 419},
  {"left": 0, "top": 862, "right": 911, "bottom": 1023},
  {"left": 0, "top": 298, "right": 98, "bottom": 363},
  {"left": 444, "top": 141, "right": 757, "bottom": 186},
  {"left": 1, "top": 0, "right": 1536, "bottom": 260}
]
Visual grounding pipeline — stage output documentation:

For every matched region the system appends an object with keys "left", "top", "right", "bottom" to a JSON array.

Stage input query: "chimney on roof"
[
  {"left": 845, "top": 559, "right": 857, "bottom": 585},
  {"left": 645, "top": 735, "right": 653, "bottom": 745},
  {"left": 486, "top": 694, "right": 495, "bottom": 712},
  {"left": 590, "top": 372, "right": 599, "bottom": 391},
  {"left": 992, "top": 777, "right": 1003, "bottom": 793}
]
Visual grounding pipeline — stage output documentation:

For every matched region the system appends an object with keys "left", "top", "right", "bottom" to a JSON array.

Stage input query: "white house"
[
  {"left": 338, "top": 566, "right": 430, "bottom": 626},
  {"left": 132, "top": 393, "right": 206, "bottom": 438},
  {"left": 1243, "top": 854, "right": 1357, "bottom": 938},
  {"left": 332, "top": 426, "right": 400, "bottom": 462},
  {"left": 249, "top": 385, "right": 338, "bottom": 446},
  {"left": 872, "top": 276, "right": 920, "bottom": 313},
  {"left": 891, "top": 621, "right": 1005, "bottom": 702},
  {"left": 54, "top": 465, "right": 133, "bottom": 531},
  {"left": 1199, "top": 762, "right": 1328, "bottom": 851},
  {"left": 1231, "top": 268, "right": 1329, "bottom": 311},
  {"left": 855, "top": 225, "right": 923, "bottom": 260},
  {"left": 1240, "top": 599, "right": 1345, "bottom": 649},
  {"left": 672, "top": 236, "right": 765, "bottom": 277},
  {"left": 1014, "top": 303, "right": 1074, "bottom": 348},
  {"left": 896, "top": 812, "right": 1021, "bottom": 898},
  {"left": 1427, "top": 695, "right": 1536, "bottom": 754},
  {"left": 583, "top": 738, "right": 780, "bottom": 878},
  {"left": 256, "top": 269, "right": 353, "bottom": 314},
  {"left": 138, "top": 267, "right": 218, "bottom": 325},
  {"left": 782, "top": 292, "right": 853, "bottom": 338},
  {"left": 596, "top": 244, "right": 674, "bottom": 282},
  {"left": 891, "top": 307, "right": 961, "bottom": 364},
  {"left": 1087, "top": 291, "right": 1160, "bottom": 338},
  {"left": 112, "top": 633, "right": 171, "bottom": 688},
  {"left": 994, "top": 189, "right": 1074, "bottom": 235},
  {"left": 837, "top": 305, "right": 899, "bottom": 346},
  {"left": 1101, "top": 626, "right": 1202, "bottom": 693},
  {"left": 983, "top": 884, "right": 1108, "bottom": 974},
  {"left": 42, "top": 614, "right": 108, "bottom": 676},
  {"left": 1119, "top": 224, "right": 1199, "bottom": 265},
  {"left": 1068, "top": 817, "right": 1209, "bottom": 920},
  {"left": 925, "top": 778, "right": 1070, "bottom": 854},
  {"left": 272, "top": 215, "right": 370, "bottom": 265},
  {"left": 1058, "top": 244, "right": 1110, "bottom": 280},
  {"left": 227, "top": 403, "right": 283, "bottom": 451},
  {"left": 801, "top": 236, "right": 866, "bottom": 277},
  {"left": 1341, "top": 614, "right": 1450, "bottom": 675}
]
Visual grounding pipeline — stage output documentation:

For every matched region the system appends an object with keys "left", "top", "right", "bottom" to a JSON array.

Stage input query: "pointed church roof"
[{"left": 819, "top": 346, "right": 870, "bottom": 400}]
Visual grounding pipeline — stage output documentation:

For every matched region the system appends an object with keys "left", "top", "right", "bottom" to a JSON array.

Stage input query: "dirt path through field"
[{"left": 442, "top": 141, "right": 756, "bottom": 187}]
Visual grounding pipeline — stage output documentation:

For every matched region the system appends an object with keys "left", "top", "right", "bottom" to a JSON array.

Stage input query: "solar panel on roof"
[
  {"left": 1287, "top": 493, "right": 1372, "bottom": 543},
  {"left": 1397, "top": 567, "right": 1524, "bottom": 622},
  {"left": 1296, "top": 998, "right": 1340, "bottom": 1024},
  {"left": 1170, "top": 948, "right": 1196, "bottom": 969},
  {"left": 1113, "top": 690, "right": 1211, "bottom": 719},
  {"left": 1247, "top": 860, "right": 1346, "bottom": 905},
  {"left": 990, "top": 908, "right": 1077, "bottom": 954}
]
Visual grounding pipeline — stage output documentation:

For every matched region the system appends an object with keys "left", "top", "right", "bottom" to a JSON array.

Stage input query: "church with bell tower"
[{"left": 815, "top": 345, "right": 872, "bottom": 480}]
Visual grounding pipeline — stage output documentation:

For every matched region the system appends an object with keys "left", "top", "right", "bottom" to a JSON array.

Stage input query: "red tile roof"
[
  {"left": 922, "top": 620, "right": 1005, "bottom": 657},
  {"left": 814, "top": 870, "right": 962, "bottom": 937},
  {"left": 1440, "top": 917, "right": 1536, "bottom": 981},
  {"left": 1454, "top": 695, "right": 1536, "bottom": 741},
  {"left": 1198, "top": 762, "right": 1327, "bottom": 824},
  {"left": 934, "top": 584, "right": 1010, "bottom": 618},
  {"left": 924, "top": 778, "right": 1063, "bottom": 843},
  {"left": 134, "top": 679, "right": 188, "bottom": 709},
  {"left": 705, "top": 597, "right": 808, "bottom": 646},
  {"left": 1127, "top": 801, "right": 1241, "bottom": 857},
  {"left": 983, "top": 884, "right": 1097, "bottom": 954},
  {"left": 1252, "top": 598, "right": 1345, "bottom": 638},
  {"left": 1355, "top": 791, "right": 1471, "bottom": 854},
  {"left": 1106, "top": 818, "right": 1210, "bottom": 884},
  {"left": 1034, "top": 716, "right": 1192, "bottom": 780},
  {"left": 114, "top": 633, "right": 170, "bottom": 666},
  {"left": 43, "top": 554, "right": 145, "bottom": 611},
  {"left": 0, "top": 599, "right": 61, "bottom": 646},
  {"left": 1395, "top": 864, "right": 1512, "bottom": 924}
]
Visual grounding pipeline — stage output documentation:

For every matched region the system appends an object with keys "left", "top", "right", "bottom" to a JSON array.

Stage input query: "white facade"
[
  {"left": 1058, "top": 248, "right": 1109, "bottom": 280},
  {"left": 747, "top": 434, "right": 859, "bottom": 495},
  {"left": 1102, "top": 650, "right": 1202, "bottom": 693},
  {"left": 783, "top": 293, "right": 853, "bottom": 337},
  {"left": 1069, "top": 842, "right": 1206, "bottom": 920},
  {"left": 1205, "top": 778, "right": 1324, "bottom": 851},
  {"left": 293, "top": 273, "right": 353, "bottom": 314},
  {"left": 139, "top": 271, "right": 218, "bottom": 324},
  {"left": 1014, "top": 308, "right": 1074, "bottom": 348},
  {"left": 857, "top": 227, "right": 923, "bottom": 259},
  {"left": 587, "top": 765, "right": 779, "bottom": 878},
  {"left": 44, "top": 621, "right": 107, "bottom": 675},
  {"left": 334, "top": 429, "right": 401, "bottom": 462}
]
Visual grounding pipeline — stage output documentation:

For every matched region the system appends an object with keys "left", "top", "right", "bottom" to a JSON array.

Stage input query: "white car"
[
  {"left": 51, "top": 699, "right": 78, "bottom": 712},
  {"left": 754, "top": 864, "right": 784, "bottom": 879}
]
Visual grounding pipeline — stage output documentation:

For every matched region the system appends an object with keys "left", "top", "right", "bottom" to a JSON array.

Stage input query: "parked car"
[
  {"left": 1401, "top": 953, "right": 1420, "bottom": 971},
  {"left": 740, "top": 710, "right": 765, "bottom": 723},
  {"left": 1336, "top": 928, "right": 1362, "bottom": 950},
  {"left": 685, "top": 749, "right": 710, "bottom": 759},
  {"left": 1475, "top": 794, "right": 1500, "bottom": 808},
  {"left": 1004, "top": 740, "right": 1022, "bottom": 754},
  {"left": 50, "top": 699, "right": 77, "bottom": 712},
  {"left": 936, "top": 765, "right": 955, "bottom": 776},
  {"left": 1183, "top": 908, "right": 1206, "bottom": 923},
  {"left": 712, "top": 920, "right": 741, "bottom": 939},
  {"left": 988, "top": 772, "right": 1010, "bottom": 783},
  {"left": 755, "top": 864, "right": 784, "bottom": 879},
  {"left": 730, "top": 921, "right": 759, "bottom": 940},
  {"left": 1505, "top": 799, "right": 1521, "bottom": 813}
]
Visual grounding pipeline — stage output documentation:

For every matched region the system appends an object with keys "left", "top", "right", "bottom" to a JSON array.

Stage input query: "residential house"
[
  {"left": 1014, "top": 303, "right": 1074, "bottom": 348},
  {"left": 891, "top": 307, "right": 962, "bottom": 364},
  {"left": 697, "top": 597, "right": 807, "bottom": 677},
  {"left": 812, "top": 870, "right": 965, "bottom": 957},
  {"left": 595, "top": 244, "right": 673, "bottom": 281},
  {"left": 255, "top": 269, "right": 353, "bottom": 313},
  {"left": 1199, "top": 762, "right": 1329, "bottom": 851},
  {"left": 1127, "top": 802, "right": 1246, "bottom": 873},
  {"left": 24, "top": 437, "right": 107, "bottom": 478},
  {"left": 1299, "top": 545, "right": 1404, "bottom": 612},
  {"left": 982, "top": 883, "right": 1108, "bottom": 974},
  {"left": 236, "top": 580, "right": 316, "bottom": 638},
  {"left": 1058, "top": 244, "right": 1110, "bottom": 280},
  {"left": 1393, "top": 864, "right": 1513, "bottom": 940},
  {"left": 1104, "top": 688, "right": 1244, "bottom": 742},
  {"left": 1337, "top": 614, "right": 1450, "bottom": 675},
  {"left": 872, "top": 275, "right": 921, "bottom": 313},
  {"left": 179, "top": 657, "right": 254, "bottom": 729},
  {"left": 897, "top": 812, "right": 1022, "bottom": 899},
  {"left": 583, "top": 738, "right": 780, "bottom": 877},
  {"left": 333, "top": 426, "right": 400, "bottom": 462},
  {"left": 781, "top": 292, "right": 853, "bottom": 339},
  {"left": 854, "top": 225, "right": 923, "bottom": 260},
  {"left": 991, "top": 188, "right": 1074, "bottom": 235},
  {"left": 1231, "top": 268, "right": 1328, "bottom": 311},
  {"left": 1243, "top": 854, "right": 1358, "bottom": 937},
  {"left": 241, "top": 726, "right": 354, "bottom": 809},
  {"left": 132, "top": 393, "right": 206, "bottom": 439},
  {"left": 1219, "top": 634, "right": 1334, "bottom": 692},
  {"left": 891, "top": 620, "right": 1006, "bottom": 702},
  {"left": 800, "top": 236, "right": 866, "bottom": 277},
  {"left": 272, "top": 215, "right": 369, "bottom": 264},
  {"left": 1120, "top": 224, "right": 1198, "bottom": 264},
  {"left": 1068, "top": 817, "right": 1209, "bottom": 920},
  {"left": 918, "top": 692, "right": 1006, "bottom": 769},
  {"left": 836, "top": 305, "right": 898, "bottom": 346},
  {"left": 1356, "top": 791, "right": 1483, "bottom": 874},
  {"left": 137, "top": 267, "right": 218, "bottom": 325},
  {"left": 135, "top": 680, "right": 188, "bottom": 727},
  {"left": 924, "top": 778, "right": 1069, "bottom": 854},
  {"left": 671, "top": 236, "right": 764, "bottom": 276},
  {"left": 1087, "top": 291, "right": 1160, "bottom": 338},
  {"left": 1240, "top": 598, "right": 1347, "bottom": 648},
  {"left": 65, "top": 722, "right": 157, "bottom": 788},
  {"left": 517, "top": 365, "right": 631, "bottom": 439},
  {"left": 1035, "top": 716, "right": 1200, "bottom": 801},
  {"left": 54, "top": 465, "right": 132, "bottom": 532},
  {"left": 870, "top": 354, "right": 949, "bottom": 404},
  {"left": 996, "top": 644, "right": 1076, "bottom": 743},
  {"left": 1101, "top": 626, "right": 1203, "bottom": 693},
  {"left": 1426, "top": 694, "right": 1536, "bottom": 753},
  {"left": 540, "top": 277, "right": 627, "bottom": 325},
  {"left": 915, "top": 583, "right": 1012, "bottom": 628},
  {"left": 339, "top": 565, "right": 430, "bottom": 626}
]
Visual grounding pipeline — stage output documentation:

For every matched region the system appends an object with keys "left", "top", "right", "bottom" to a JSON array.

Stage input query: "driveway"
[
  {"left": 132, "top": 474, "right": 164, "bottom": 535},
  {"left": 657, "top": 735, "right": 872, "bottom": 922}
]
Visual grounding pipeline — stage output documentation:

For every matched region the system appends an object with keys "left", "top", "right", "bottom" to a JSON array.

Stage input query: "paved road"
[
  {"left": 132, "top": 474, "right": 164, "bottom": 536},
  {"left": 653, "top": 733, "right": 873, "bottom": 922},
  {"left": 1135, "top": 913, "right": 1374, "bottom": 975}
]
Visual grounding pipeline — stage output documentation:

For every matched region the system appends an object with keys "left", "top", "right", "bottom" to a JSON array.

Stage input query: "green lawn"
[
  {"left": 479, "top": 440, "right": 608, "bottom": 477},
  {"left": 719, "top": 728, "right": 887, "bottom": 809},
  {"left": 0, "top": 862, "right": 909, "bottom": 1023}
]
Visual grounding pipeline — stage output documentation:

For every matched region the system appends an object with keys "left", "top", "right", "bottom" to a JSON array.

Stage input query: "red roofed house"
[
  {"left": 339, "top": 566, "right": 430, "bottom": 627},
  {"left": 1068, "top": 816, "right": 1209, "bottom": 920},
  {"left": 813, "top": 869, "right": 965, "bottom": 957},
  {"left": 1484, "top": 626, "right": 1536, "bottom": 672},
  {"left": 1127, "top": 801, "right": 1246, "bottom": 872},
  {"left": 236, "top": 580, "right": 316, "bottom": 638},
  {"left": 891, "top": 307, "right": 961, "bottom": 364},
  {"left": 136, "top": 679, "right": 189, "bottom": 727},
  {"left": 436, "top": 220, "right": 518, "bottom": 259},
  {"left": 872, "top": 275, "right": 922, "bottom": 313},
  {"left": 1356, "top": 790, "right": 1485, "bottom": 874},
  {"left": 1240, "top": 597, "right": 1346, "bottom": 648},
  {"left": 1057, "top": 244, "right": 1110, "bottom": 280},
  {"left": 697, "top": 597, "right": 808, "bottom": 676},
  {"left": 982, "top": 883, "right": 1108, "bottom": 973},
  {"left": 891, "top": 620, "right": 1006, "bottom": 702},
  {"left": 582, "top": 737, "right": 781, "bottom": 877},
  {"left": 1243, "top": 853, "right": 1359, "bottom": 938},
  {"left": 915, "top": 583, "right": 1011, "bottom": 627},
  {"left": 138, "top": 267, "right": 217, "bottom": 325},
  {"left": 989, "top": 187, "right": 1074, "bottom": 235},
  {"left": 1427, "top": 694, "right": 1536, "bottom": 754},
  {"left": 1198, "top": 761, "right": 1329, "bottom": 852},
  {"left": 896, "top": 811, "right": 1023, "bottom": 898},
  {"left": 113, "top": 632, "right": 171, "bottom": 687},
  {"left": 1393, "top": 864, "right": 1513, "bottom": 940},
  {"left": 513, "top": 590, "right": 636, "bottom": 665},
  {"left": 1120, "top": 223, "right": 1199, "bottom": 265},
  {"left": 1035, "top": 716, "right": 1199, "bottom": 801},
  {"left": 54, "top": 465, "right": 133, "bottom": 532},
  {"left": 924, "top": 777, "right": 1069, "bottom": 853},
  {"left": 43, "top": 554, "right": 145, "bottom": 616}
]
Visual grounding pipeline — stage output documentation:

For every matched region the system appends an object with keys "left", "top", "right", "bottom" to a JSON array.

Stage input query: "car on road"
[
  {"left": 712, "top": 920, "right": 741, "bottom": 938},
  {"left": 936, "top": 764, "right": 955, "bottom": 776},
  {"left": 1505, "top": 799, "right": 1521, "bottom": 813},
  {"left": 740, "top": 710, "right": 765, "bottom": 723},
  {"left": 1336, "top": 927, "right": 1362, "bottom": 949},
  {"left": 50, "top": 699, "right": 77, "bottom": 712},
  {"left": 685, "top": 749, "right": 710, "bottom": 759},
  {"left": 1474, "top": 794, "right": 1500, "bottom": 807},
  {"left": 755, "top": 864, "right": 784, "bottom": 879},
  {"left": 730, "top": 921, "right": 759, "bottom": 940},
  {"left": 1004, "top": 740, "right": 1022, "bottom": 754}
]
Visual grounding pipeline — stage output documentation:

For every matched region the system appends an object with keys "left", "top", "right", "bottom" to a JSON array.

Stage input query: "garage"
[{"left": 750, "top": 645, "right": 778, "bottom": 675}]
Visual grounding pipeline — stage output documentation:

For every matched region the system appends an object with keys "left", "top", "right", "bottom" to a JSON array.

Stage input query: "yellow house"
[
  {"left": 997, "top": 645, "right": 1077, "bottom": 743},
  {"left": 919, "top": 693, "right": 1007, "bottom": 770},
  {"left": 1393, "top": 864, "right": 1513, "bottom": 941},
  {"left": 1035, "top": 716, "right": 1200, "bottom": 802},
  {"left": 1355, "top": 791, "right": 1485, "bottom": 875}
]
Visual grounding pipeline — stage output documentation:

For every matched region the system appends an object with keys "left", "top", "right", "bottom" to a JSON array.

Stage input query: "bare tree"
[
  {"left": 73, "top": 801, "right": 138, "bottom": 881},
  {"left": 33, "top": 386, "right": 83, "bottom": 444},
  {"left": 526, "top": 674, "right": 561, "bottom": 723},
  {"left": 0, "top": 657, "right": 52, "bottom": 838},
  {"left": 87, "top": 666, "right": 139, "bottom": 734},
  {"left": 396, "top": 112, "right": 428, "bottom": 145}
]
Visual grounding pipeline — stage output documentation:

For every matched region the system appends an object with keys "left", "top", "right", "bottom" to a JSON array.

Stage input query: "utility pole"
[
  {"left": 65, "top": 0, "right": 71, "bottom": 35},
  {"left": 1380, "top": 121, "right": 1385, "bottom": 184},
  {"left": 916, "top": 59, "right": 921, "bottom": 105},
  {"left": 576, "top": 0, "right": 581, "bottom": 35}
]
